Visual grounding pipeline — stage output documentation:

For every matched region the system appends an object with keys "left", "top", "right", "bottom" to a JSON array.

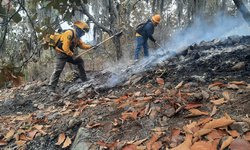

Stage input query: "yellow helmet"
[
  {"left": 152, "top": 14, "right": 161, "bottom": 24},
  {"left": 74, "top": 21, "right": 90, "bottom": 32}
]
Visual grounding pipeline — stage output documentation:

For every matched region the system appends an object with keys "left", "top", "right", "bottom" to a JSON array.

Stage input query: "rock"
[
  {"left": 77, "top": 92, "right": 86, "bottom": 99},
  {"left": 37, "top": 104, "right": 45, "bottom": 110},
  {"left": 210, "top": 86, "right": 220, "bottom": 91},
  {"left": 232, "top": 62, "right": 245, "bottom": 71},
  {"left": 193, "top": 93, "right": 203, "bottom": 101},
  {"left": 187, "top": 92, "right": 203, "bottom": 102},
  {"left": 68, "top": 119, "right": 82, "bottom": 129},
  {"left": 131, "top": 76, "right": 143, "bottom": 85},
  {"left": 191, "top": 75, "right": 206, "bottom": 83},
  {"left": 163, "top": 106, "right": 176, "bottom": 117},
  {"left": 36, "top": 111, "right": 45, "bottom": 119},
  {"left": 184, "top": 82, "right": 198, "bottom": 88},
  {"left": 3, "top": 99, "right": 15, "bottom": 106},
  {"left": 149, "top": 108, "right": 158, "bottom": 120},
  {"left": 159, "top": 116, "right": 170, "bottom": 126},
  {"left": 230, "top": 122, "right": 250, "bottom": 134},
  {"left": 201, "top": 90, "right": 210, "bottom": 100},
  {"left": 16, "top": 112, "right": 23, "bottom": 115},
  {"left": 164, "top": 82, "right": 172, "bottom": 89},
  {"left": 247, "top": 84, "right": 250, "bottom": 89},
  {"left": 48, "top": 112, "right": 60, "bottom": 121},
  {"left": 71, "top": 127, "right": 91, "bottom": 150}
]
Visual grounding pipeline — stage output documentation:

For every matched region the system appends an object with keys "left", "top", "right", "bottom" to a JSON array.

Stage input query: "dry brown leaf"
[
  {"left": 243, "top": 132, "right": 250, "bottom": 141},
  {"left": 203, "top": 117, "right": 234, "bottom": 129},
  {"left": 146, "top": 134, "right": 161, "bottom": 150},
  {"left": 211, "top": 139, "right": 220, "bottom": 150},
  {"left": 222, "top": 91, "right": 230, "bottom": 100},
  {"left": 73, "top": 111, "right": 80, "bottom": 117},
  {"left": 226, "top": 84, "right": 239, "bottom": 90},
  {"left": 197, "top": 117, "right": 213, "bottom": 126},
  {"left": 137, "top": 146, "right": 147, "bottom": 150},
  {"left": 122, "top": 144, "right": 137, "bottom": 150},
  {"left": 86, "top": 123, "right": 102, "bottom": 129},
  {"left": 210, "top": 106, "right": 217, "bottom": 117},
  {"left": 121, "top": 111, "right": 138, "bottom": 121},
  {"left": 171, "top": 134, "right": 193, "bottom": 150},
  {"left": 186, "top": 109, "right": 209, "bottom": 117},
  {"left": 133, "top": 138, "right": 147, "bottom": 146},
  {"left": 143, "top": 96, "right": 153, "bottom": 101},
  {"left": 184, "top": 103, "right": 202, "bottom": 110},
  {"left": 224, "top": 113, "right": 231, "bottom": 120},
  {"left": 154, "top": 89, "right": 162, "bottom": 96},
  {"left": 15, "top": 140, "right": 26, "bottom": 146},
  {"left": 0, "top": 140, "right": 8, "bottom": 146},
  {"left": 62, "top": 136, "right": 72, "bottom": 148},
  {"left": 96, "top": 141, "right": 118, "bottom": 149},
  {"left": 4, "top": 128, "right": 15, "bottom": 141},
  {"left": 156, "top": 78, "right": 165, "bottom": 85},
  {"left": 152, "top": 141, "right": 162, "bottom": 150},
  {"left": 194, "top": 129, "right": 213, "bottom": 138},
  {"left": 171, "top": 128, "right": 181, "bottom": 142},
  {"left": 134, "top": 91, "right": 141, "bottom": 97},
  {"left": 183, "top": 121, "right": 197, "bottom": 134},
  {"left": 228, "top": 130, "right": 240, "bottom": 138},
  {"left": 175, "top": 81, "right": 184, "bottom": 89},
  {"left": 55, "top": 133, "right": 66, "bottom": 145},
  {"left": 229, "top": 138, "right": 250, "bottom": 150},
  {"left": 112, "top": 119, "right": 119, "bottom": 127},
  {"left": 19, "top": 133, "right": 31, "bottom": 141},
  {"left": 220, "top": 136, "right": 233, "bottom": 150},
  {"left": 229, "top": 81, "right": 247, "bottom": 85},
  {"left": 27, "top": 130, "right": 38, "bottom": 140},
  {"left": 33, "top": 124, "right": 47, "bottom": 135},
  {"left": 207, "top": 130, "right": 226, "bottom": 140},
  {"left": 118, "top": 101, "right": 133, "bottom": 109},
  {"left": 191, "top": 141, "right": 213, "bottom": 150},
  {"left": 208, "top": 82, "right": 224, "bottom": 89},
  {"left": 211, "top": 98, "right": 226, "bottom": 105}
]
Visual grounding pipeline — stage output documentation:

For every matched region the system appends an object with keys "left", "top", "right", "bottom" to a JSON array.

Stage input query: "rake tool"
[{"left": 75, "top": 31, "right": 123, "bottom": 59}]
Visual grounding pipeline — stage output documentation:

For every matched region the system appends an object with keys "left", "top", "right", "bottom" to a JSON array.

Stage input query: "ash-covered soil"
[{"left": 0, "top": 35, "right": 250, "bottom": 150}]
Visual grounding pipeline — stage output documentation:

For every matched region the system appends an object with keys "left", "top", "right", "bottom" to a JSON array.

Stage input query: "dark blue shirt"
[{"left": 137, "top": 19, "right": 156, "bottom": 42}]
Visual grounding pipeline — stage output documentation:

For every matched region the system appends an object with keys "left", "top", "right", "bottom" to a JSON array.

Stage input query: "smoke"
[
  {"left": 103, "top": 12, "right": 250, "bottom": 87},
  {"left": 164, "top": 13, "right": 250, "bottom": 53}
]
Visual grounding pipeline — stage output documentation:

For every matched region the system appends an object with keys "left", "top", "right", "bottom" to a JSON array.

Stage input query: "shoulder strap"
[{"left": 69, "top": 29, "right": 75, "bottom": 39}]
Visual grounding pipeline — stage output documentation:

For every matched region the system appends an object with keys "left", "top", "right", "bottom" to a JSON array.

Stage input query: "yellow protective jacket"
[{"left": 56, "top": 29, "right": 92, "bottom": 57}]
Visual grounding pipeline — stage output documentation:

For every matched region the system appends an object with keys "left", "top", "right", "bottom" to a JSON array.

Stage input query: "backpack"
[
  {"left": 44, "top": 29, "right": 74, "bottom": 49},
  {"left": 135, "top": 21, "right": 147, "bottom": 33}
]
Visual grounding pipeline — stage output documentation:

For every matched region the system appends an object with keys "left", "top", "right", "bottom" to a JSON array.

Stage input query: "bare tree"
[{"left": 233, "top": 0, "right": 250, "bottom": 25}]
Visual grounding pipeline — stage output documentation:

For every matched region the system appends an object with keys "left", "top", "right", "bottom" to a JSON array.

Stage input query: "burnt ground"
[{"left": 0, "top": 35, "right": 250, "bottom": 150}]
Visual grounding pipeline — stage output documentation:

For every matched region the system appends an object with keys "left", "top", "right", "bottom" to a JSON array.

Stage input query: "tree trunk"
[{"left": 233, "top": 0, "right": 250, "bottom": 25}]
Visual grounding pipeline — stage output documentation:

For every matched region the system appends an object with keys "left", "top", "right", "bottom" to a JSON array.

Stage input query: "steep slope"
[{"left": 0, "top": 35, "right": 250, "bottom": 149}]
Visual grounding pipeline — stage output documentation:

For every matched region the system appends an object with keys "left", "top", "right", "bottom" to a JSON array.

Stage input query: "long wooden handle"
[{"left": 75, "top": 31, "right": 123, "bottom": 58}]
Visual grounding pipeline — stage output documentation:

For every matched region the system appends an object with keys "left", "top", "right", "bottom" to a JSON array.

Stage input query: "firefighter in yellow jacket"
[{"left": 49, "top": 21, "right": 93, "bottom": 92}]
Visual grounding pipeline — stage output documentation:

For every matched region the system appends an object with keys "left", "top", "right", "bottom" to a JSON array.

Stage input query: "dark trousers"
[
  {"left": 49, "top": 52, "right": 87, "bottom": 89},
  {"left": 134, "top": 36, "right": 149, "bottom": 60}
]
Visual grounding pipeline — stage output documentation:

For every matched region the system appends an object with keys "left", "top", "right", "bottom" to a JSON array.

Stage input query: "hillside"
[{"left": 0, "top": 35, "right": 250, "bottom": 150}]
